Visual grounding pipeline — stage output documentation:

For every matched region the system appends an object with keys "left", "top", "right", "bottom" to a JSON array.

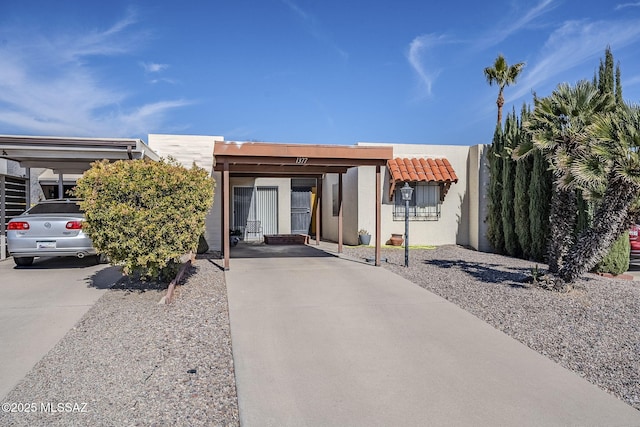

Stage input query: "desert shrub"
[
  {"left": 594, "top": 231, "right": 630, "bottom": 275},
  {"left": 74, "top": 158, "right": 214, "bottom": 280}
]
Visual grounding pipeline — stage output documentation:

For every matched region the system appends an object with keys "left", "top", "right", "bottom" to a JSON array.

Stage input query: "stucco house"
[
  {"left": 147, "top": 134, "right": 491, "bottom": 257},
  {"left": 0, "top": 133, "right": 489, "bottom": 262}
]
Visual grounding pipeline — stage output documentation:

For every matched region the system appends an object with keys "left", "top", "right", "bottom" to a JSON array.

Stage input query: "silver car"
[{"left": 7, "top": 199, "right": 99, "bottom": 266}]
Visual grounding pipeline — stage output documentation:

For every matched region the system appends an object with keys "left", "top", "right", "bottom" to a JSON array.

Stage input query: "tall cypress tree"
[
  {"left": 502, "top": 110, "right": 520, "bottom": 257},
  {"left": 598, "top": 46, "right": 614, "bottom": 96},
  {"left": 487, "top": 125, "right": 505, "bottom": 253},
  {"left": 529, "top": 149, "right": 552, "bottom": 262},
  {"left": 514, "top": 105, "right": 532, "bottom": 259}
]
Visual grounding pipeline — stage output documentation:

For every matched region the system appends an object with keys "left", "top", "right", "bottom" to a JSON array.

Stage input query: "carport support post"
[
  {"left": 1, "top": 175, "right": 5, "bottom": 260},
  {"left": 315, "top": 178, "right": 322, "bottom": 245},
  {"left": 338, "top": 173, "right": 343, "bottom": 253},
  {"left": 375, "top": 165, "right": 381, "bottom": 266},
  {"left": 58, "top": 172, "right": 64, "bottom": 198},
  {"left": 223, "top": 161, "right": 230, "bottom": 271}
]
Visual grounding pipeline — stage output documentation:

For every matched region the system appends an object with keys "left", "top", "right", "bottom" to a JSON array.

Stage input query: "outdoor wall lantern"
[{"left": 400, "top": 182, "right": 413, "bottom": 267}]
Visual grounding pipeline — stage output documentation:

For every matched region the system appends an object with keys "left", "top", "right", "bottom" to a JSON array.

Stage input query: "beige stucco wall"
[
  {"left": 356, "top": 143, "right": 489, "bottom": 250},
  {"left": 468, "top": 145, "right": 491, "bottom": 252},
  {"left": 321, "top": 170, "right": 360, "bottom": 245}
]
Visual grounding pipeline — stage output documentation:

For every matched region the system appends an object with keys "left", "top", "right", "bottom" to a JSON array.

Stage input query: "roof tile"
[{"left": 387, "top": 157, "right": 458, "bottom": 183}]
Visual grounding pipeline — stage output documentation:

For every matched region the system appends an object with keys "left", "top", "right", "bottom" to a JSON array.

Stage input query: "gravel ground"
[
  {"left": 343, "top": 244, "right": 640, "bottom": 411},
  {"left": 2, "top": 245, "right": 639, "bottom": 424},
  {"left": 0, "top": 253, "right": 239, "bottom": 427}
]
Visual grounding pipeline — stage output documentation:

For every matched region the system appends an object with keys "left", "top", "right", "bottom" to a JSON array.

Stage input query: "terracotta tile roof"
[{"left": 387, "top": 157, "right": 458, "bottom": 183}]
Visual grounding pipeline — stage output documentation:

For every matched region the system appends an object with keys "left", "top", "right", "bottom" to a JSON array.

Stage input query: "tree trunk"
[
  {"left": 496, "top": 89, "right": 505, "bottom": 126},
  {"left": 546, "top": 187, "right": 577, "bottom": 273},
  {"left": 558, "top": 175, "right": 638, "bottom": 283}
]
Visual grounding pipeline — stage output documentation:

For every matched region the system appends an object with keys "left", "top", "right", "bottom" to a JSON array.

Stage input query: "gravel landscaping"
[
  {"left": 2, "top": 244, "right": 639, "bottom": 425},
  {"left": 0, "top": 253, "right": 239, "bottom": 427},
  {"left": 343, "top": 244, "right": 640, "bottom": 411}
]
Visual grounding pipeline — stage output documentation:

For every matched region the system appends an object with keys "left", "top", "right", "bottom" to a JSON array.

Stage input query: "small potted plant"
[{"left": 358, "top": 229, "right": 371, "bottom": 245}]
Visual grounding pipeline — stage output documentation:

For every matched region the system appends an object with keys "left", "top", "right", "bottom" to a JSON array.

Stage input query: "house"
[
  {"left": 148, "top": 134, "right": 491, "bottom": 261},
  {"left": 0, "top": 133, "right": 489, "bottom": 263}
]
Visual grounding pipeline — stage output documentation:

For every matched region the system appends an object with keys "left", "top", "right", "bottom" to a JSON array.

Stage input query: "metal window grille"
[{"left": 393, "top": 183, "right": 440, "bottom": 221}]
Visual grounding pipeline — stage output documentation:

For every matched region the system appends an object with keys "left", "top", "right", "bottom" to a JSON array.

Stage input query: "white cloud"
[
  {"left": 0, "top": 9, "right": 189, "bottom": 137},
  {"left": 616, "top": 2, "right": 640, "bottom": 10},
  {"left": 407, "top": 34, "right": 448, "bottom": 97},
  {"left": 141, "top": 62, "right": 169, "bottom": 73},
  {"left": 479, "top": 0, "right": 557, "bottom": 48},
  {"left": 509, "top": 19, "right": 640, "bottom": 101},
  {"left": 281, "top": 0, "right": 348, "bottom": 60}
]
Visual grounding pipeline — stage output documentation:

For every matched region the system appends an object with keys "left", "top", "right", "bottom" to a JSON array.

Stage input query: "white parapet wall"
[{"left": 148, "top": 134, "right": 223, "bottom": 252}]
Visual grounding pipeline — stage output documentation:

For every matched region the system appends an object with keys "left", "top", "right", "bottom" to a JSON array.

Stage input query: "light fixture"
[{"left": 401, "top": 182, "right": 413, "bottom": 267}]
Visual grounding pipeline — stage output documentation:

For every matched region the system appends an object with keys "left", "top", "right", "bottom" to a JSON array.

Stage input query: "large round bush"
[{"left": 74, "top": 159, "right": 214, "bottom": 280}]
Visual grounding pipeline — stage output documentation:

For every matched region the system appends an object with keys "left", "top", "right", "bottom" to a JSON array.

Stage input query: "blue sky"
[{"left": 1, "top": 1, "right": 640, "bottom": 146}]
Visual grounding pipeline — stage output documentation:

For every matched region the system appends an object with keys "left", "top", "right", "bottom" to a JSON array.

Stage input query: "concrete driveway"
[
  {"left": 226, "top": 244, "right": 640, "bottom": 426},
  {"left": 0, "top": 256, "right": 122, "bottom": 399}
]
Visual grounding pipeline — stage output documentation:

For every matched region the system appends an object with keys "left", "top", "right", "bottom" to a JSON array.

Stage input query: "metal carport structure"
[
  {"left": 0, "top": 135, "right": 160, "bottom": 258},
  {"left": 213, "top": 141, "right": 393, "bottom": 270}
]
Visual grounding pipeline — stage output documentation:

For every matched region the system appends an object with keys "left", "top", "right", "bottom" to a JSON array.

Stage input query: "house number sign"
[{"left": 296, "top": 157, "right": 308, "bottom": 164}]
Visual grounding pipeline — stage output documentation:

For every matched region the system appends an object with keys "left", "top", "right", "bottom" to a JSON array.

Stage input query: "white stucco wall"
[
  {"left": 356, "top": 143, "right": 489, "bottom": 250},
  {"left": 148, "top": 134, "right": 222, "bottom": 251},
  {"left": 321, "top": 170, "right": 360, "bottom": 245}
]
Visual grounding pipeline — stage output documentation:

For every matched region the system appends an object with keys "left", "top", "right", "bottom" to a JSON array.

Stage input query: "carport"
[
  {"left": 213, "top": 141, "right": 393, "bottom": 270},
  {"left": 0, "top": 135, "right": 159, "bottom": 258}
]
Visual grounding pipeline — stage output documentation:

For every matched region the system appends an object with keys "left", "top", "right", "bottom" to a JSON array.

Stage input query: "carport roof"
[
  {"left": 213, "top": 141, "right": 393, "bottom": 176},
  {"left": 0, "top": 135, "right": 160, "bottom": 173}
]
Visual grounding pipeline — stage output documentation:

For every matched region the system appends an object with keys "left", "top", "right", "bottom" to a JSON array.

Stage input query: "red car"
[{"left": 630, "top": 224, "right": 640, "bottom": 262}]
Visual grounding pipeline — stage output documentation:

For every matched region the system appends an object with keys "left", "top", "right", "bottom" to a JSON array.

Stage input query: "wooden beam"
[
  {"left": 230, "top": 173, "right": 324, "bottom": 179},
  {"left": 214, "top": 155, "right": 387, "bottom": 167},
  {"left": 223, "top": 161, "right": 230, "bottom": 271},
  {"left": 376, "top": 165, "right": 381, "bottom": 267},
  {"left": 214, "top": 164, "right": 350, "bottom": 174},
  {"left": 213, "top": 141, "right": 393, "bottom": 163},
  {"left": 338, "top": 173, "right": 343, "bottom": 253},
  {"left": 316, "top": 177, "right": 322, "bottom": 245}
]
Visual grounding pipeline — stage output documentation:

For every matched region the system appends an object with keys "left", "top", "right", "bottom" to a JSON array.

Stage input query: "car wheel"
[
  {"left": 14, "top": 257, "right": 34, "bottom": 267},
  {"left": 96, "top": 253, "right": 109, "bottom": 264}
]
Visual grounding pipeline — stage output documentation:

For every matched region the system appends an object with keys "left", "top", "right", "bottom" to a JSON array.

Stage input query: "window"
[
  {"left": 332, "top": 183, "right": 339, "bottom": 216},
  {"left": 393, "top": 183, "right": 440, "bottom": 221}
]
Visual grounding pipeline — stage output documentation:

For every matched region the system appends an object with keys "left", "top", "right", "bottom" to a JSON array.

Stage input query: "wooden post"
[
  {"left": 223, "top": 161, "right": 230, "bottom": 271},
  {"left": 338, "top": 173, "right": 343, "bottom": 253},
  {"left": 375, "top": 165, "right": 381, "bottom": 266},
  {"left": 316, "top": 177, "right": 322, "bottom": 245}
]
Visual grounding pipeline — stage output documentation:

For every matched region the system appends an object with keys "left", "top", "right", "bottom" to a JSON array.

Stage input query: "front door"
[{"left": 291, "top": 187, "right": 312, "bottom": 235}]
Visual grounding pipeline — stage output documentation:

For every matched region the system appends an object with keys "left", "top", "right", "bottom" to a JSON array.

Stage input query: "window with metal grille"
[{"left": 393, "top": 183, "right": 440, "bottom": 221}]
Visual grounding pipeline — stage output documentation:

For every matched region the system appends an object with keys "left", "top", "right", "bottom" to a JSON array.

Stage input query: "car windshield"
[{"left": 27, "top": 202, "right": 83, "bottom": 214}]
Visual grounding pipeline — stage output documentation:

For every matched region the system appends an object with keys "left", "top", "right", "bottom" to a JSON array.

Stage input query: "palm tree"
[
  {"left": 518, "top": 81, "right": 614, "bottom": 276},
  {"left": 484, "top": 54, "right": 525, "bottom": 127},
  {"left": 557, "top": 104, "right": 640, "bottom": 283}
]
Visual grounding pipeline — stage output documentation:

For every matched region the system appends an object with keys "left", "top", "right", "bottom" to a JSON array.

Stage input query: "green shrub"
[
  {"left": 74, "top": 158, "right": 214, "bottom": 280},
  {"left": 594, "top": 231, "right": 630, "bottom": 275}
]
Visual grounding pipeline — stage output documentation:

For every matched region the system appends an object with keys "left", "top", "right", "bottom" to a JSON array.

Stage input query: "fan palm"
[
  {"left": 484, "top": 54, "right": 525, "bottom": 126},
  {"left": 518, "top": 81, "right": 614, "bottom": 274},
  {"left": 558, "top": 104, "right": 640, "bottom": 282}
]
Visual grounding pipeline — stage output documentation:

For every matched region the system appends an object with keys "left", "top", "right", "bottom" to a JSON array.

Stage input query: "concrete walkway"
[
  {"left": 225, "top": 244, "right": 640, "bottom": 426},
  {"left": 0, "top": 256, "right": 122, "bottom": 399}
]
